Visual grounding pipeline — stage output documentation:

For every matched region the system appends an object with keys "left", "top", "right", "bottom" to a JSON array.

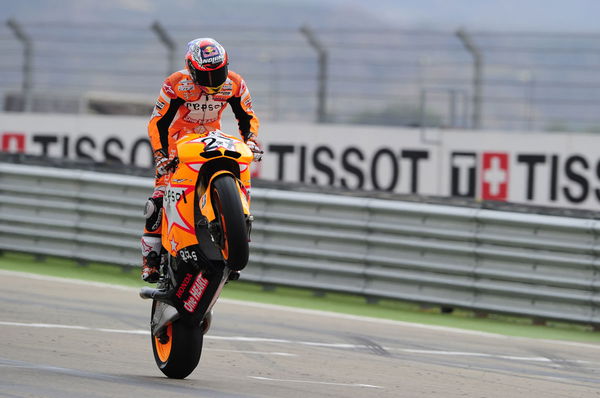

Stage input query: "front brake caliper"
[{"left": 207, "top": 220, "right": 222, "bottom": 247}]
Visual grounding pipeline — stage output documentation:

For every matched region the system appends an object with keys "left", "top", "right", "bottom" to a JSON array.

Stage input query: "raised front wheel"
[{"left": 210, "top": 175, "right": 249, "bottom": 271}]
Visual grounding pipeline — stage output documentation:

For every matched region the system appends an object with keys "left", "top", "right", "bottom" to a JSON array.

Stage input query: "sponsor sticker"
[
  {"left": 183, "top": 273, "right": 209, "bottom": 312},
  {"left": 179, "top": 248, "right": 198, "bottom": 263},
  {"left": 176, "top": 273, "right": 193, "bottom": 298},
  {"left": 162, "top": 81, "right": 176, "bottom": 98},
  {"left": 179, "top": 79, "right": 194, "bottom": 92},
  {"left": 202, "top": 45, "right": 219, "bottom": 58}
]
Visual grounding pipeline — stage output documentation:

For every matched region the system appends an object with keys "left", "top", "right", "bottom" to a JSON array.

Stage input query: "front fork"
[
  {"left": 199, "top": 171, "right": 251, "bottom": 223},
  {"left": 206, "top": 213, "right": 253, "bottom": 248},
  {"left": 200, "top": 172, "right": 253, "bottom": 248}
]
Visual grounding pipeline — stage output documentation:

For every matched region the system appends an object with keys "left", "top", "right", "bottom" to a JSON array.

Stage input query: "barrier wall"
[{"left": 1, "top": 162, "right": 598, "bottom": 325}]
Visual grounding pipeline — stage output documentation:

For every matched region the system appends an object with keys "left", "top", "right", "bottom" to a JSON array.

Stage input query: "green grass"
[{"left": 1, "top": 251, "right": 599, "bottom": 343}]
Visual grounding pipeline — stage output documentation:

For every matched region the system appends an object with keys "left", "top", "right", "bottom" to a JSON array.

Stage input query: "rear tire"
[
  {"left": 151, "top": 300, "right": 203, "bottom": 379},
  {"left": 211, "top": 175, "right": 249, "bottom": 270}
]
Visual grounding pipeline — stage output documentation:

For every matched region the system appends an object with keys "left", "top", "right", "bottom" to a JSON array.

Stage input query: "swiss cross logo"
[
  {"left": 1, "top": 132, "right": 26, "bottom": 152},
  {"left": 481, "top": 153, "right": 509, "bottom": 201},
  {"left": 450, "top": 151, "right": 510, "bottom": 201}
]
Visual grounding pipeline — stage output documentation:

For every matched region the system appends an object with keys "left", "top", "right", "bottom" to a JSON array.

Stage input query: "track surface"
[{"left": 1, "top": 271, "right": 599, "bottom": 398}]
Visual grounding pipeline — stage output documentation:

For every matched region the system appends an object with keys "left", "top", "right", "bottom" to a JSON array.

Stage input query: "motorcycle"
[{"left": 140, "top": 129, "right": 255, "bottom": 379}]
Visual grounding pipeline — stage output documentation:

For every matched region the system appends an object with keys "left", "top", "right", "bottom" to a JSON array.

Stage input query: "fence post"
[
  {"left": 6, "top": 18, "right": 33, "bottom": 112},
  {"left": 151, "top": 21, "right": 177, "bottom": 76},
  {"left": 456, "top": 28, "right": 483, "bottom": 130},
  {"left": 300, "top": 25, "right": 328, "bottom": 123}
]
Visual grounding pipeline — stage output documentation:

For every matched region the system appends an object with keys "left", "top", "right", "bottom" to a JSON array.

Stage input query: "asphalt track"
[{"left": 1, "top": 271, "right": 599, "bottom": 398}]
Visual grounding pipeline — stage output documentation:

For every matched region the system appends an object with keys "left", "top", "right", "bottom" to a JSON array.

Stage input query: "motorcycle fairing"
[
  {"left": 167, "top": 256, "right": 226, "bottom": 326},
  {"left": 162, "top": 131, "right": 253, "bottom": 258}
]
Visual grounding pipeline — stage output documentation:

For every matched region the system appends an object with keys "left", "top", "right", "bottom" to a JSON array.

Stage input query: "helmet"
[{"left": 185, "top": 38, "right": 228, "bottom": 94}]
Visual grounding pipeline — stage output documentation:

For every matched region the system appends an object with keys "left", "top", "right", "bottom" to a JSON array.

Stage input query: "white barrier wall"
[{"left": 2, "top": 112, "right": 600, "bottom": 210}]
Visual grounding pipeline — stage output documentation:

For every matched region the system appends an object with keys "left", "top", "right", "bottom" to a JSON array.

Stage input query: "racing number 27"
[{"left": 201, "top": 137, "right": 218, "bottom": 151}]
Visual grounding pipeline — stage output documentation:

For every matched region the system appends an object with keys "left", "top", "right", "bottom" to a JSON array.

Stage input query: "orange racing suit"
[
  {"left": 141, "top": 68, "right": 259, "bottom": 279},
  {"left": 148, "top": 68, "right": 259, "bottom": 176}
]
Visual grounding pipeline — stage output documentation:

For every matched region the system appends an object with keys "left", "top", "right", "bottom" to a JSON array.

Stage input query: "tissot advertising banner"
[{"left": 2, "top": 113, "right": 599, "bottom": 210}]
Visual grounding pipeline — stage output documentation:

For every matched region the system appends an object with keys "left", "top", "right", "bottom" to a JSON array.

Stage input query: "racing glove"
[
  {"left": 154, "top": 149, "right": 178, "bottom": 176},
  {"left": 246, "top": 139, "right": 264, "bottom": 162}
]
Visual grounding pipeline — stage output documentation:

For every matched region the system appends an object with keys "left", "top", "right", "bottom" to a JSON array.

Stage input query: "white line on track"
[
  {"left": 2, "top": 321, "right": 598, "bottom": 367},
  {"left": 0, "top": 270, "right": 136, "bottom": 291},
  {"left": 2, "top": 269, "right": 600, "bottom": 351},
  {"left": 398, "top": 349, "right": 595, "bottom": 365},
  {"left": 205, "top": 348, "right": 297, "bottom": 357},
  {"left": 248, "top": 376, "right": 383, "bottom": 389},
  {"left": 0, "top": 321, "right": 149, "bottom": 335},
  {"left": 208, "top": 335, "right": 362, "bottom": 349}
]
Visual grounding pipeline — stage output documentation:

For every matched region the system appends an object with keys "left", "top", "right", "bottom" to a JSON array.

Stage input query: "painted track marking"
[
  {"left": 1, "top": 270, "right": 599, "bottom": 351},
  {"left": 248, "top": 376, "right": 383, "bottom": 389},
  {"left": 205, "top": 348, "right": 297, "bottom": 357},
  {"left": 1, "top": 321, "right": 598, "bottom": 367}
]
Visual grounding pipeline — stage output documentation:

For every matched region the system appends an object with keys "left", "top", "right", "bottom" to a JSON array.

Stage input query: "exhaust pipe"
[{"left": 139, "top": 287, "right": 171, "bottom": 300}]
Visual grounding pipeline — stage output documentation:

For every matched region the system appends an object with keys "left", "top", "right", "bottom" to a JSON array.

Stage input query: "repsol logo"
[
  {"left": 0, "top": 131, "right": 153, "bottom": 168},
  {"left": 268, "top": 144, "right": 429, "bottom": 193},
  {"left": 165, "top": 187, "right": 188, "bottom": 204}
]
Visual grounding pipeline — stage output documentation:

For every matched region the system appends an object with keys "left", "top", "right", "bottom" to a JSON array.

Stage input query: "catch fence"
[{"left": 2, "top": 20, "right": 600, "bottom": 131}]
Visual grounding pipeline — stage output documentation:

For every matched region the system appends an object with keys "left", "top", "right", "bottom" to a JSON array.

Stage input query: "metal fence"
[
  {"left": 3, "top": 20, "right": 600, "bottom": 132},
  {"left": 1, "top": 162, "right": 599, "bottom": 325}
]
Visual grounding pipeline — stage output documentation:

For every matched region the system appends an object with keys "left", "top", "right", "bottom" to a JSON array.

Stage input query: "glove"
[
  {"left": 242, "top": 131, "right": 255, "bottom": 142},
  {"left": 246, "top": 139, "right": 263, "bottom": 162},
  {"left": 154, "top": 149, "right": 178, "bottom": 176}
]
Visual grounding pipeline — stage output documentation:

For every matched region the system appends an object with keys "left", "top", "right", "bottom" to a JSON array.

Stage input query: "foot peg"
[
  {"left": 201, "top": 310, "right": 213, "bottom": 335},
  {"left": 227, "top": 270, "right": 240, "bottom": 282}
]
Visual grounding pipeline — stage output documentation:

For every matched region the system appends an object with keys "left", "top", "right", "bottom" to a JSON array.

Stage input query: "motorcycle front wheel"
[
  {"left": 151, "top": 300, "right": 203, "bottom": 379},
  {"left": 210, "top": 174, "right": 249, "bottom": 271}
]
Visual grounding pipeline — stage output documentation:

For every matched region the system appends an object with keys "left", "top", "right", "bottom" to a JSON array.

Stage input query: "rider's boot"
[
  {"left": 141, "top": 191, "right": 165, "bottom": 283},
  {"left": 141, "top": 250, "right": 161, "bottom": 283}
]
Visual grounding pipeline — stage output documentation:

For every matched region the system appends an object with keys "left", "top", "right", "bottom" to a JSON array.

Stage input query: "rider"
[{"left": 141, "top": 37, "right": 261, "bottom": 283}]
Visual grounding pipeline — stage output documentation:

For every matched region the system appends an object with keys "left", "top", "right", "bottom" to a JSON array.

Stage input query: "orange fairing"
[{"left": 161, "top": 131, "right": 253, "bottom": 256}]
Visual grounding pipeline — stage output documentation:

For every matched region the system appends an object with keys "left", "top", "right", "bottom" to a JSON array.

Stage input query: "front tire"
[
  {"left": 211, "top": 175, "right": 249, "bottom": 271},
  {"left": 151, "top": 300, "right": 203, "bottom": 379}
]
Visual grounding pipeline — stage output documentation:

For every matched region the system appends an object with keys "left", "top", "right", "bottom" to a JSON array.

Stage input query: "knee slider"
[{"left": 144, "top": 196, "right": 163, "bottom": 232}]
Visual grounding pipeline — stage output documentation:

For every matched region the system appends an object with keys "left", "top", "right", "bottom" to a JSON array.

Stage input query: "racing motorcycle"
[{"left": 140, "top": 129, "right": 255, "bottom": 379}]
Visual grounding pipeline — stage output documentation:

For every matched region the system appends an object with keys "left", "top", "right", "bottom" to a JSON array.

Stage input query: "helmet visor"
[{"left": 188, "top": 61, "right": 228, "bottom": 88}]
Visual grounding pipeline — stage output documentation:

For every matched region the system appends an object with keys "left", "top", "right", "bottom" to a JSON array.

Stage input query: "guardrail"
[{"left": 1, "top": 162, "right": 599, "bottom": 325}]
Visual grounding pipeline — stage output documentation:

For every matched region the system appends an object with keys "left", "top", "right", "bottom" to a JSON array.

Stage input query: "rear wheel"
[
  {"left": 210, "top": 175, "right": 249, "bottom": 271},
  {"left": 151, "top": 300, "right": 203, "bottom": 379}
]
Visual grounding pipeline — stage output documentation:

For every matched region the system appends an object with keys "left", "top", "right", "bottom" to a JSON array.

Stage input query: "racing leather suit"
[{"left": 141, "top": 68, "right": 259, "bottom": 281}]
